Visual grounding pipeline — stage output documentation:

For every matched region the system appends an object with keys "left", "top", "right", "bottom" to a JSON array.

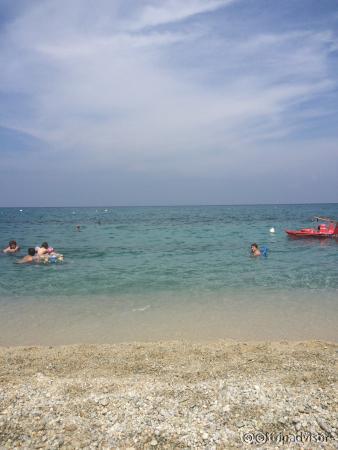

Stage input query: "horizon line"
[{"left": 1, "top": 201, "right": 338, "bottom": 208}]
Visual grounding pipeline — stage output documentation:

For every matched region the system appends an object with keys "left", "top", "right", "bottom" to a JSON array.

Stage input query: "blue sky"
[{"left": 0, "top": 0, "right": 337, "bottom": 206}]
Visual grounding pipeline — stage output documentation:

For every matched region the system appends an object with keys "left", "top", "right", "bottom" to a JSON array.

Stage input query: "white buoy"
[{"left": 270, "top": 227, "right": 275, "bottom": 233}]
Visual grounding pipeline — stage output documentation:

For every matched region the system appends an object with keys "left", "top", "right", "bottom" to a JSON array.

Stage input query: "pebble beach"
[{"left": 1, "top": 340, "right": 337, "bottom": 449}]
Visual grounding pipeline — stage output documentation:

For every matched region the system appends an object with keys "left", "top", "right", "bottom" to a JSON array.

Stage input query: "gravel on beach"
[{"left": 0, "top": 340, "right": 337, "bottom": 449}]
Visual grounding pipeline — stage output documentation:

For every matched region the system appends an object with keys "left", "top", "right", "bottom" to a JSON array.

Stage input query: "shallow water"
[{"left": 0, "top": 204, "right": 337, "bottom": 344}]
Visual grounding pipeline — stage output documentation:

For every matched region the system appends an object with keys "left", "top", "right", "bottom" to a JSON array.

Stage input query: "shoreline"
[
  {"left": 1, "top": 289, "right": 338, "bottom": 346},
  {"left": 0, "top": 340, "right": 337, "bottom": 448}
]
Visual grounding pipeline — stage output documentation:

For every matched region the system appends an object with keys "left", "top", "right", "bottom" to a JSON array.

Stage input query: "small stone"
[
  {"left": 54, "top": 436, "right": 64, "bottom": 447},
  {"left": 37, "top": 420, "right": 46, "bottom": 431},
  {"left": 64, "top": 424, "right": 77, "bottom": 432},
  {"left": 316, "top": 418, "right": 332, "bottom": 435},
  {"left": 202, "top": 433, "right": 208, "bottom": 440},
  {"left": 150, "top": 439, "right": 158, "bottom": 446},
  {"left": 295, "top": 422, "right": 301, "bottom": 431}
]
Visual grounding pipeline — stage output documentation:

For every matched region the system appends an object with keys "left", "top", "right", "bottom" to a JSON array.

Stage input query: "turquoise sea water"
[{"left": 0, "top": 204, "right": 337, "bottom": 344}]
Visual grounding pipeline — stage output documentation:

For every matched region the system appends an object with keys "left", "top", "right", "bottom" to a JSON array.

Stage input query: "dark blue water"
[{"left": 0, "top": 204, "right": 337, "bottom": 344}]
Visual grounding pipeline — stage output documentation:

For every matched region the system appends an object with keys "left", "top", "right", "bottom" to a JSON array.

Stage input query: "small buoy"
[
  {"left": 270, "top": 227, "right": 275, "bottom": 233},
  {"left": 104, "top": 209, "right": 108, "bottom": 212},
  {"left": 19, "top": 209, "right": 23, "bottom": 212}
]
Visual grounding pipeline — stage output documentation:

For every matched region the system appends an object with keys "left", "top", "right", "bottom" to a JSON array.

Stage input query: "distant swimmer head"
[
  {"left": 9, "top": 240, "right": 17, "bottom": 249},
  {"left": 28, "top": 247, "right": 36, "bottom": 256},
  {"left": 41, "top": 242, "right": 49, "bottom": 249},
  {"left": 269, "top": 227, "right": 275, "bottom": 233},
  {"left": 76, "top": 224, "right": 81, "bottom": 231},
  {"left": 251, "top": 243, "right": 261, "bottom": 256}
]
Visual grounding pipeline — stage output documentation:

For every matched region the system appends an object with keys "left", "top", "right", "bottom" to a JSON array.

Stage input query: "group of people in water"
[
  {"left": 4, "top": 238, "right": 265, "bottom": 263},
  {"left": 3, "top": 240, "right": 64, "bottom": 264}
]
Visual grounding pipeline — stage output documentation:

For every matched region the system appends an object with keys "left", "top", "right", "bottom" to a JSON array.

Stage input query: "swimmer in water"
[
  {"left": 36, "top": 242, "right": 51, "bottom": 256},
  {"left": 17, "top": 248, "right": 38, "bottom": 264},
  {"left": 251, "top": 243, "right": 261, "bottom": 257},
  {"left": 3, "top": 240, "right": 20, "bottom": 253},
  {"left": 76, "top": 224, "right": 81, "bottom": 232}
]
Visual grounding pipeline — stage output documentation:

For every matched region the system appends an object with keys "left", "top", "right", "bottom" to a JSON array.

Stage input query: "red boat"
[{"left": 286, "top": 216, "right": 338, "bottom": 238}]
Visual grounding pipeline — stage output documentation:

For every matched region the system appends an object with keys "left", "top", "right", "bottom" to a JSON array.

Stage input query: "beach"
[
  {"left": 1, "top": 340, "right": 337, "bottom": 448},
  {"left": 1, "top": 206, "right": 337, "bottom": 447}
]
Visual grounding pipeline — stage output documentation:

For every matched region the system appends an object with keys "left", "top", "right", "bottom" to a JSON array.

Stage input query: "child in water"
[
  {"left": 251, "top": 243, "right": 261, "bottom": 256},
  {"left": 3, "top": 240, "right": 20, "bottom": 253},
  {"left": 17, "top": 248, "right": 38, "bottom": 264},
  {"left": 36, "top": 242, "right": 54, "bottom": 256}
]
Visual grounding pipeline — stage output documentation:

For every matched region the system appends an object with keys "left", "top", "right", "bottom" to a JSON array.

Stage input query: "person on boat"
[
  {"left": 251, "top": 243, "right": 261, "bottom": 256},
  {"left": 3, "top": 240, "right": 20, "bottom": 253},
  {"left": 17, "top": 248, "right": 38, "bottom": 264}
]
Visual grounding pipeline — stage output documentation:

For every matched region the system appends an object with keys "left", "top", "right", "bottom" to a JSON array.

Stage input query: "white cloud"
[
  {"left": 130, "top": 0, "right": 235, "bottom": 29},
  {"left": 0, "top": 0, "right": 337, "bottom": 195}
]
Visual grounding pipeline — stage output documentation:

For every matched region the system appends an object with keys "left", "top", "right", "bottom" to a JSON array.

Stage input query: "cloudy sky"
[{"left": 0, "top": 0, "right": 337, "bottom": 206}]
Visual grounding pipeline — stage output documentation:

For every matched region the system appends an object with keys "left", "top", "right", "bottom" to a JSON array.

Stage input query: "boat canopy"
[{"left": 314, "top": 216, "right": 338, "bottom": 223}]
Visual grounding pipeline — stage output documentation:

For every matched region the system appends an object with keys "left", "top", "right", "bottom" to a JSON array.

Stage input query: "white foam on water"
[{"left": 132, "top": 305, "right": 151, "bottom": 312}]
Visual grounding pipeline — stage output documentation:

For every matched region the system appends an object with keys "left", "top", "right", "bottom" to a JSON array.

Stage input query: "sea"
[{"left": 0, "top": 204, "right": 337, "bottom": 345}]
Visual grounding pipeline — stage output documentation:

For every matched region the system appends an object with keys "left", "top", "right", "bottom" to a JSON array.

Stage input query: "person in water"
[
  {"left": 17, "top": 248, "right": 38, "bottom": 264},
  {"left": 251, "top": 243, "right": 261, "bottom": 256},
  {"left": 3, "top": 240, "right": 20, "bottom": 253},
  {"left": 36, "top": 242, "right": 54, "bottom": 256}
]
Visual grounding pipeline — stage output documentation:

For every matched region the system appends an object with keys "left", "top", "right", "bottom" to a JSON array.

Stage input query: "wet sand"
[
  {"left": 0, "top": 340, "right": 337, "bottom": 448},
  {"left": 1, "top": 289, "right": 338, "bottom": 346}
]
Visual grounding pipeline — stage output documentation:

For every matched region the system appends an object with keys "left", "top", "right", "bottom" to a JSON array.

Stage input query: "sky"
[{"left": 0, "top": 0, "right": 337, "bottom": 206}]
